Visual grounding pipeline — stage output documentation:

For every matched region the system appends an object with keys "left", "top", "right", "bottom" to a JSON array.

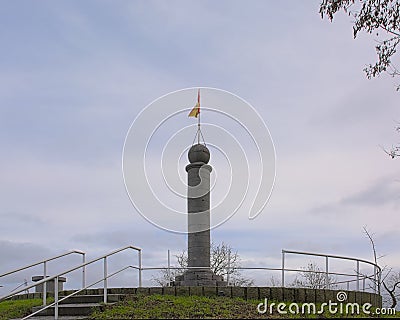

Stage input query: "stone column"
[
  {"left": 186, "top": 159, "right": 212, "bottom": 270},
  {"left": 172, "top": 144, "right": 227, "bottom": 286}
]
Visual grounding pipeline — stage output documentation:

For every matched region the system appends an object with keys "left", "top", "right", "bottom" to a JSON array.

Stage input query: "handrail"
[
  {"left": 282, "top": 249, "right": 382, "bottom": 271},
  {"left": 145, "top": 266, "right": 376, "bottom": 287},
  {"left": 22, "top": 265, "right": 138, "bottom": 320},
  {"left": 9, "top": 280, "right": 29, "bottom": 294},
  {"left": 0, "top": 250, "right": 86, "bottom": 278},
  {"left": 281, "top": 249, "right": 382, "bottom": 294},
  {"left": 139, "top": 264, "right": 379, "bottom": 294},
  {"left": 144, "top": 265, "right": 376, "bottom": 277},
  {"left": 0, "top": 246, "right": 142, "bottom": 302},
  {"left": 0, "top": 249, "right": 86, "bottom": 306},
  {"left": 154, "top": 249, "right": 381, "bottom": 292}
]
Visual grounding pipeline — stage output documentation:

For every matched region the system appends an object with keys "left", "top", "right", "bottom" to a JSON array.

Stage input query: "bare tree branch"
[
  {"left": 152, "top": 242, "right": 253, "bottom": 287},
  {"left": 361, "top": 226, "right": 400, "bottom": 308},
  {"left": 363, "top": 225, "right": 378, "bottom": 265},
  {"left": 320, "top": 0, "right": 400, "bottom": 89},
  {"left": 291, "top": 261, "right": 337, "bottom": 289}
]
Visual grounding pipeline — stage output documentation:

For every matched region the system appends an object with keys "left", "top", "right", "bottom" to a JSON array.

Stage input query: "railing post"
[
  {"left": 82, "top": 253, "right": 86, "bottom": 289},
  {"left": 167, "top": 250, "right": 171, "bottom": 287},
  {"left": 347, "top": 281, "right": 349, "bottom": 291},
  {"left": 227, "top": 251, "right": 231, "bottom": 286},
  {"left": 281, "top": 250, "right": 285, "bottom": 287},
  {"left": 43, "top": 261, "right": 47, "bottom": 306},
  {"left": 103, "top": 257, "right": 107, "bottom": 304},
  {"left": 356, "top": 260, "right": 360, "bottom": 291},
  {"left": 138, "top": 250, "right": 142, "bottom": 288},
  {"left": 378, "top": 268, "right": 381, "bottom": 295},
  {"left": 325, "top": 256, "right": 329, "bottom": 289},
  {"left": 24, "top": 278, "right": 28, "bottom": 294},
  {"left": 373, "top": 265, "right": 377, "bottom": 293},
  {"left": 363, "top": 276, "right": 366, "bottom": 292},
  {"left": 54, "top": 276, "right": 59, "bottom": 320}
]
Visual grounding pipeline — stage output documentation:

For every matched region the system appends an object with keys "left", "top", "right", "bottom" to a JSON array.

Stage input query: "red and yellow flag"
[{"left": 188, "top": 89, "right": 200, "bottom": 118}]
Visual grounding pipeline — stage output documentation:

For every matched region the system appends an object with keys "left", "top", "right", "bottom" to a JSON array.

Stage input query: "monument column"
[
  {"left": 186, "top": 144, "right": 212, "bottom": 270},
  {"left": 173, "top": 143, "right": 227, "bottom": 286}
]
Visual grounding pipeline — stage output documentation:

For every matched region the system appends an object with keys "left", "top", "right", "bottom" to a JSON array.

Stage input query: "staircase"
[
  {"left": 31, "top": 293, "right": 124, "bottom": 317},
  {"left": 1, "top": 245, "right": 142, "bottom": 319}
]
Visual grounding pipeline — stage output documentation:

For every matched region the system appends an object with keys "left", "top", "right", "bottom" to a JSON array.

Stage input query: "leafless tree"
[
  {"left": 152, "top": 242, "right": 253, "bottom": 287},
  {"left": 362, "top": 226, "right": 400, "bottom": 308},
  {"left": 210, "top": 242, "right": 253, "bottom": 286},
  {"left": 291, "top": 261, "right": 338, "bottom": 289},
  {"left": 363, "top": 226, "right": 381, "bottom": 268},
  {"left": 267, "top": 275, "right": 281, "bottom": 287},
  {"left": 382, "top": 271, "right": 400, "bottom": 309},
  {"left": 151, "top": 250, "right": 188, "bottom": 287}
]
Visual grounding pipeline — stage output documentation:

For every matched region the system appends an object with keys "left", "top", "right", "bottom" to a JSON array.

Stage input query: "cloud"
[
  {"left": 309, "top": 177, "right": 400, "bottom": 216},
  {"left": 0, "top": 0, "right": 399, "bottom": 291},
  {"left": 341, "top": 179, "right": 400, "bottom": 207},
  {"left": 0, "top": 240, "right": 53, "bottom": 296}
]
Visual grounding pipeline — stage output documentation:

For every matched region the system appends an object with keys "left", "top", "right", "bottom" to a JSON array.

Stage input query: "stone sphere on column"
[{"left": 188, "top": 144, "right": 210, "bottom": 164}]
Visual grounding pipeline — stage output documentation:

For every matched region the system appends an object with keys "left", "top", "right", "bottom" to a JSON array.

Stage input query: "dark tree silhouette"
[{"left": 320, "top": 0, "right": 400, "bottom": 90}]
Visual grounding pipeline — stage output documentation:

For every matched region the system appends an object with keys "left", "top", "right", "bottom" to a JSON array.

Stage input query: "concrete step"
[
  {"left": 32, "top": 302, "right": 107, "bottom": 316},
  {"left": 59, "top": 294, "right": 123, "bottom": 304},
  {"left": 29, "top": 294, "right": 125, "bottom": 317}
]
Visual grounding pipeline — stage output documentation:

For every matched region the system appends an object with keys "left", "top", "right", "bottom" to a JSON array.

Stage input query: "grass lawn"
[
  {"left": 1, "top": 295, "right": 398, "bottom": 319},
  {"left": 0, "top": 299, "right": 43, "bottom": 320},
  {"left": 88, "top": 294, "right": 400, "bottom": 319}
]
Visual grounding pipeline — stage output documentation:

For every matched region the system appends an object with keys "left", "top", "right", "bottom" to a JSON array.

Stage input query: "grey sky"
[{"left": 1, "top": 0, "right": 399, "bottom": 292}]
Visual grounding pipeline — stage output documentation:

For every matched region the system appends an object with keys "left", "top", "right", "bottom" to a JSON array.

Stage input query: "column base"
[{"left": 172, "top": 270, "right": 228, "bottom": 286}]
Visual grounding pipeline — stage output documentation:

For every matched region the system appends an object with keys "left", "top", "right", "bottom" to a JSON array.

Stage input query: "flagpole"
[
  {"left": 198, "top": 107, "right": 200, "bottom": 144},
  {"left": 197, "top": 89, "right": 200, "bottom": 144}
]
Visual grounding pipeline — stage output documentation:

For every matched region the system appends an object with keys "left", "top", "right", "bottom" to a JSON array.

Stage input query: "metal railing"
[
  {"left": 22, "top": 265, "right": 139, "bottom": 320},
  {"left": 281, "top": 249, "right": 382, "bottom": 294},
  {"left": 9, "top": 279, "right": 29, "bottom": 294},
  {"left": 0, "top": 245, "right": 142, "bottom": 320},
  {"left": 0, "top": 250, "right": 86, "bottom": 306},
  {"left": 0, "top": 246, "right": 381, "bottom": 319},
  {"left": 143, "top": 249, "right": 381, "bottom": 293},
  {"left": 147, "top": 265, "right": 377, "bottom": 291}
]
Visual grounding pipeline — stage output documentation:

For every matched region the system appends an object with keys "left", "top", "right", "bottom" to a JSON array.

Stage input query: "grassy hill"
[
  {"left": 1, "top": 294, "right": 398, "bottom": 319},
  {"left": 88, "top": 294, "right": 398, "bottom": 319},
  {"left": 0, "top": 298, "right": 43, "bottom": 320}
]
